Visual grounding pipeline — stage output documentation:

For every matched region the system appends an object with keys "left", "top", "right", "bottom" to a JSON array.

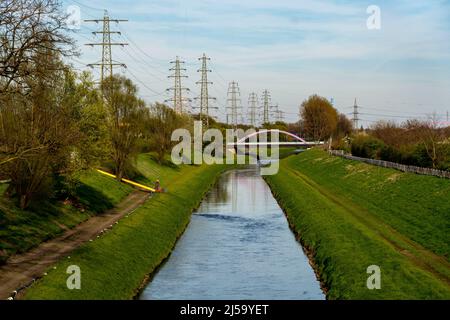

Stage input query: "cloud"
[{"left": 66, "top": 0, "right": 450, "bottom": 124}]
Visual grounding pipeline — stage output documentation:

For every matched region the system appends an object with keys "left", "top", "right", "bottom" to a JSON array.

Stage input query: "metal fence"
[{"left": 328, "top": 150, "right": 450, "bottom": 179}]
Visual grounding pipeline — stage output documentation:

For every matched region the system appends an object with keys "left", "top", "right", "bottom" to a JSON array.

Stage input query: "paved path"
[{"left": 0, "top": 190, "right": 150, "bottom": 299}]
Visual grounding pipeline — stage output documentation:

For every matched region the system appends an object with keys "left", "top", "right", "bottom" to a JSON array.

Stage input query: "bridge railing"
[{"left": 329, "top": 150, "right": 450, "bottom": 179}]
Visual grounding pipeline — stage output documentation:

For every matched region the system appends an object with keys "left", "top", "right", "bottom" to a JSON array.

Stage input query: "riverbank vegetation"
[
  {"left": 23, "top": 156, "right": 226, "bottom": 299},
  {"left": 265, "top": 149, "right": 450, "bottom": 299},
  {"left": 0, "top": 171, "right": 132, "bottom": 265},
  {"left": 348, "top": 120, "right": 450, "bottom": 171}
]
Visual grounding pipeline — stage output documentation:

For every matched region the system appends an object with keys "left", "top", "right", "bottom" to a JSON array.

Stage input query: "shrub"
[{"left": 351, "top": 135, "right": 385, "bottom": 159}]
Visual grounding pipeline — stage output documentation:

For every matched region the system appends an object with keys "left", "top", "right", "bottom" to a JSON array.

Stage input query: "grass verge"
[
  {"left": 0, "top": 171, "right": 133, "bottom": 265},
  {"left": 23, "top": 155, "right": 226, "bottom": 299},
  {"left": 264, "top": 149, "right": 450, "bottom": 299}
]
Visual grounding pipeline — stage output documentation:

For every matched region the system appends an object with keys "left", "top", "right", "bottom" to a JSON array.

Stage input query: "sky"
[{"left": 63, "top": 0, "right": 450, "bottom": 126}]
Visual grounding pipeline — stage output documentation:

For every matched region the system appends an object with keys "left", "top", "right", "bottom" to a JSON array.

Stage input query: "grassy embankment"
[
  {"left": 23, "top": 154, "right": 227, "bottom": 299},
  {"left": 265, "top": 149, "right": 450, "bottom": 299},
  {"left": 0, "top": 171, "right": 133, "bottom": 265}
]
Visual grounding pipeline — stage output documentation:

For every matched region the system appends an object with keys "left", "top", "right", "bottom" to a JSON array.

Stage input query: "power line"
[
  {"left": 119, "top": 46, "right": 166, "bottom": 82},
  {"left": 68, "top": 0, "right": 104, "bottom": 12},
  {"left": 126, "top": 68, "right": 165, "bottom": 96}
]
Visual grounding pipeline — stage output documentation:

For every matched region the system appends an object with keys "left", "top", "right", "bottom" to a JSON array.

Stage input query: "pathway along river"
[{"left": 140, "top": 169, "right": 324, "bottom": 300}]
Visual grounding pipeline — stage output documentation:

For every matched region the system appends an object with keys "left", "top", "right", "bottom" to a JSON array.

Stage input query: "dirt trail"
[{"left": 0, "top": 190, "right": 150, "bottom": 300}]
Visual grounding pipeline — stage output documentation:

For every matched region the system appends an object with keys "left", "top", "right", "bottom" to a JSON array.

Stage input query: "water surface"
[{"left": 140, "top": 169, "right": 324, "bottom": 300}]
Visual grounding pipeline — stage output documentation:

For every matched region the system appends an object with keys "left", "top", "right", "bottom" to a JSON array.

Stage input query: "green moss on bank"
[
  {"left": 23, "top": 156, "right": 226, "bottom": 299},
  {"left": 265, "top": 149, "right": 450, "bottom": 299}
]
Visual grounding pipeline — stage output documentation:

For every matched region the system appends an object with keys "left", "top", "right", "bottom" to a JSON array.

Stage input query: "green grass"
[
  {"left": 0, "top": 170, "right": 133, "bottom": 265},
  {"left": 23, "top": 156, "right": 227, "bottom": 299},
  {"left": 265, "top": 149, "right": 450, "bottom": 299}
]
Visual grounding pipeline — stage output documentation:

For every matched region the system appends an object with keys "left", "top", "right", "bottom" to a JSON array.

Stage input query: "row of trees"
[
  {"left": 351, "top": 120, "right": 450, "bottom": 170},
  {"left": 297, "top": 94, "right": 449, "bottom": 170},
  {"left": 0, "top": 1, "right": 190, "bottom": 209}
]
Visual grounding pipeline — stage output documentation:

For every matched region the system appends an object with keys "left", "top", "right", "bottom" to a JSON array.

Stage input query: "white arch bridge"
[{"left": 226, "top": 130, "right": 325, "bottom": 148}]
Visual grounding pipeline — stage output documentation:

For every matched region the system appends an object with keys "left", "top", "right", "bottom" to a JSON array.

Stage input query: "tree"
[
  {"left": 146, "top": 103, "right": 191, "bottom": 164},
  {"left": 299, "top": 94, "right": 338, "bottom": 141},
  {"left": 0, "top": 52, "right": 81, "bottom": 209},
  {"left": 102, "top": 75, "right": 146, "bottom": 180},
  {"left": 0, "top": 0, "right": 75, "bottom": 94},
  {"left": 335, "top": 113, "right": 353, "bottom": 138}
]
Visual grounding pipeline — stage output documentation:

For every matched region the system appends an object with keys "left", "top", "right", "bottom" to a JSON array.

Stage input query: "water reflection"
[{"left": 140, "top": 169, "right": 324, "bottom": 300}]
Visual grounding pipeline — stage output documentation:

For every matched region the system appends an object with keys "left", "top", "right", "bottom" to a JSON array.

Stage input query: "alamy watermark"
[
  {"left": 66, "top": 5, "right": 81, "bottom": 30},
  {"left": 367, "top": 5, "right": 381, "bottom": 30},
  {"left": 171, "top": 121, "right": 280, "bottom": 175},
  {"left": 66, "top": 265, "right": 81, "bottom": 290},
  {"left": 366, "top": 265, "right": 381, "bottom": 290}
]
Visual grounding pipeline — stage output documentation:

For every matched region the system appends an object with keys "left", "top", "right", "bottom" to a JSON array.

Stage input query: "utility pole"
[
  {"left": 85, "top": 10, "right": 128, "bottom": 86},
  {"left": 352, "top": 98, "right": 360, "bottom": 130},
  {"left": 261, "top": 90, "right": 271, "bottom": 124},
  {"left": 166, "top": 56, "right": 190, "bottom": 114},
  {"left": 247, "top": 92, "right": 258, "bottom": 127},
  {"left": 195, "top": 53, "right": 216, "bottom": 127},
  {"left": 227, "top": 81, "right": 242, "bottom": 128}
]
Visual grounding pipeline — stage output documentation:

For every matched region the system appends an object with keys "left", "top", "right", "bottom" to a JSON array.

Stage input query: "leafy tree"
[
  {"left": 300, "top": 94, "right": 338, "bottom": 140},
  {"left": 335, "top": 113, "right": 353, "bottom": 138},
  {"left": 102, "top": 75, "right": 146, "bottom": 180},
  {"left": 146, "top": 103, "right": 192, "bottom": 164},
  {"left": 0, "top": 51, "right": 81, "bottom": 208}
]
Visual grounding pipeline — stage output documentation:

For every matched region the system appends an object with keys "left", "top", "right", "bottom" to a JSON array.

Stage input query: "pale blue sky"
[{"left": 64, "top": 0, "right": 450, "bottom": 125}]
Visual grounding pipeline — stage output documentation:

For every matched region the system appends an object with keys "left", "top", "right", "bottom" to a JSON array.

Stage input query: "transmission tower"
[
  {"left": 166, "top": 57, "right": 190, "bottom": 114},
  {"left": 85, "top": 10, "right": 128, "bottom": 85},
  {"left": 352, "top": 98, "right": 360, "bottom": 130},
  {"left": 261, "top": 90, "right": 272, "bottom": 124},
  {"left": 247, "top": 92, "right": 258, "bottom": 127},
  {"left": 227, "top": 81, "right": 243, "bottom": 128},
  {"left": 195, "top": 53, "right": 216, "bottom": 127},
  {"left": 272, "top": 105, "right": 285, "bottom": 122}
]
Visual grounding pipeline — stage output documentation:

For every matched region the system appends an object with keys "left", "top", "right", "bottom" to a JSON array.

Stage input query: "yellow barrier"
[{"left": 96, "top": 169, "right": 156, "bottom": 192}]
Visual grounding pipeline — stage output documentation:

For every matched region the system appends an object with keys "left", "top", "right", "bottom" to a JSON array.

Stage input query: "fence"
[{"left": 328, "top": 150, "right": 450, "bottom": 179}]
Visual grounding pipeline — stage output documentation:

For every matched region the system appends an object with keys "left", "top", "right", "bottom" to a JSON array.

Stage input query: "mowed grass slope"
[
  {"left": 265, "top": 149, "right": 450, "bottom": 299},
  {"left": 0, "top": 171, "right": 133, "bottom": 265},
  {"left": 24, "top": 155, "right": 226, "bottom": 299}
]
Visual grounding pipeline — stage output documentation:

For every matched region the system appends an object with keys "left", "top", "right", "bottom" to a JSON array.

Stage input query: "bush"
[{"left": 351, "top": 135, "right": 385, "bottom": 159}]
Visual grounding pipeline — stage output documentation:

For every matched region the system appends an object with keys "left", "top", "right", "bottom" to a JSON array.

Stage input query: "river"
[{"left": 140, "top": 169, "right": 324, "bottom": 300}]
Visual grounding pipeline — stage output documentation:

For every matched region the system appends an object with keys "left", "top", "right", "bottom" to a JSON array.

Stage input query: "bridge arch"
[{"left": 236, "top": 129, "right": 307, "bottom": 144}]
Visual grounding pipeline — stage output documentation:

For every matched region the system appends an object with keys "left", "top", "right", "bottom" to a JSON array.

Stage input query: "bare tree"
[{"left": 0, "top": 0, "right": 75, "bottom": 94}]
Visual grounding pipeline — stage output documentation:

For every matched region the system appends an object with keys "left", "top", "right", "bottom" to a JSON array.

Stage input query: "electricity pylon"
[
  {"left": 85, "top": 10, "right": 128, "bottom": 85},
  {"left": 261, "top": 90, "right": 271, "bottom": 124},
  {"left": 227, "top": 81, "right": 242, "bottom": 128},
  {"left": 166, "top": 56, "right": 190, "bottom": 114},
  {"left": 247, "top": 92, "right": 258, "bottom": 127},
  {"left": 195, "top": 53, "right": 216, "bottom": 127},
  {"left": 352, "top": 98, "right": 360, "bottom": 130},
  {"left": 273, "top": 106, "right": 285, "bottom": 122}
]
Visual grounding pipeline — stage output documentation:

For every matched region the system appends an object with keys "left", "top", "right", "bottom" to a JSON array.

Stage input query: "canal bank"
[
  {"left": 23, "top": 156, "right": 229, "bottom": 299},
  {"left": 264, "top": 149, "right": 450, "bottom": 299},
  {"left": 139, "top": 169, "right": 324, "bottom": 300}
]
